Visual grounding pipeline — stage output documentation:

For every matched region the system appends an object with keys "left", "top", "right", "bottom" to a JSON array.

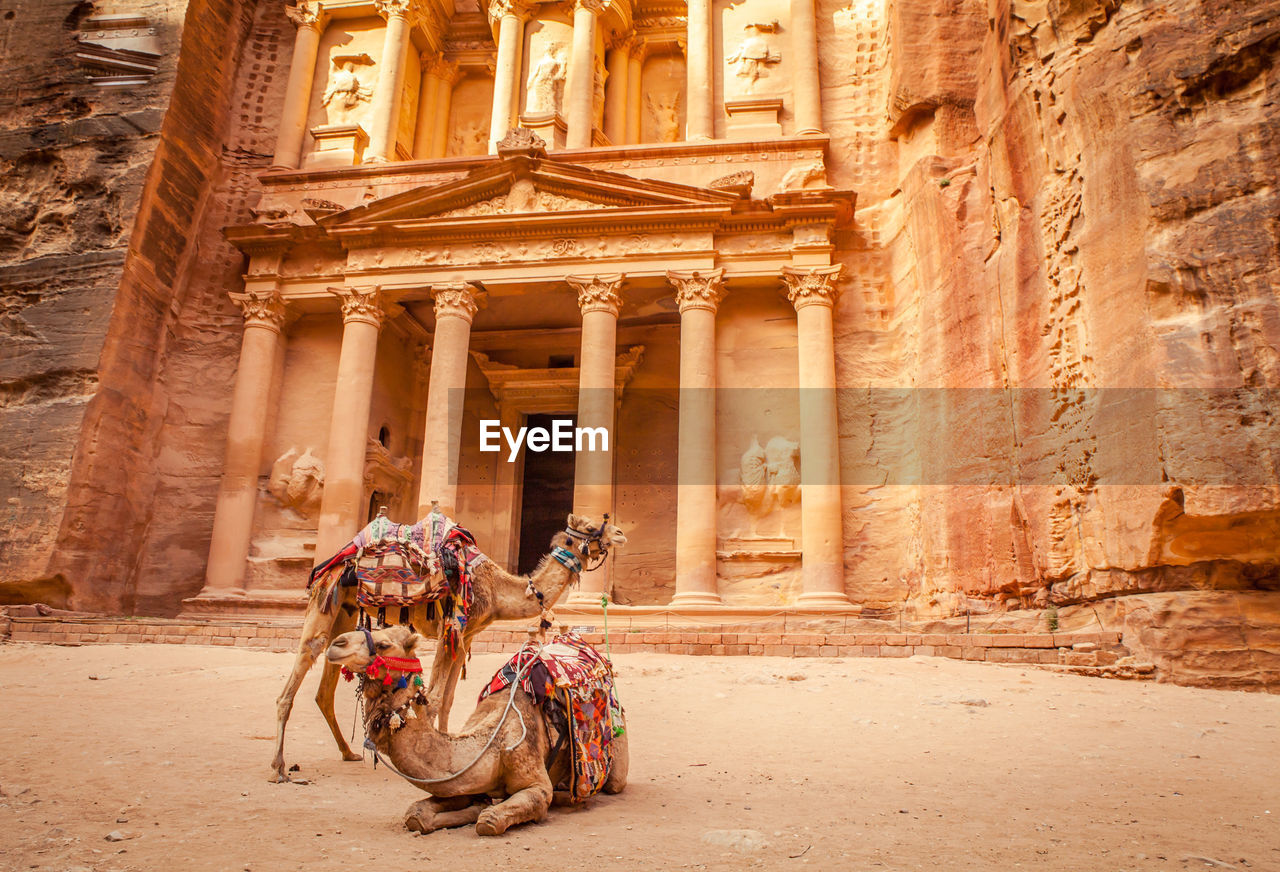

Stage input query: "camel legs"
[
  {"left": 603, "top": 728, "right": 629, "bottom": 794},
  {"left": 436, "top": 652, "right": 467, "bottom": 732},
  {"left": 404, "top": 795, "right": 489, "bottom": 834},
  {"left": 315, "top": 657, "right": 360, "bottom": 763},
  {"left": 271, "top": 609, "right": 335, "bottom": 782},
  {"left": 475, "top": 781, "right": 552, "bottom": 836}
]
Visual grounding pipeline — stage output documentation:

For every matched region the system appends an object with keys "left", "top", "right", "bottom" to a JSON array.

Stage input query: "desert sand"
[{"left": 1, "top": 641, "right": 1277, "bottom": 871}]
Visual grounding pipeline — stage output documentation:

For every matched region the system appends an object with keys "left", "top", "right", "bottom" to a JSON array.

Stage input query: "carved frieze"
[{"left": 781, "top": 265, "right": 843, "bottom": 310}]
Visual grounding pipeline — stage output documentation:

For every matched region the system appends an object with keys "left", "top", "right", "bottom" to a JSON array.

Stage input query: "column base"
[
  {"left": 565, "top": 590, "right": 607, "bottom": 606},
  {"left": 669, "top": 591, "right": 723, "bottom": 607},
  {"left": 795, "top": 590, "right": 852, "bottom": 608}
]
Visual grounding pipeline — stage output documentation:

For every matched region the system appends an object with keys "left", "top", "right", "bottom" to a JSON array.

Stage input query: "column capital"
[
  {"left": 567, "top": 274, "right": 624, "bottom": 316},
  {"left": 329, "top": 285, "right": 392, "bottom": 327},
  {"left": 782, "top": 264, "right": 843, "bottom": 310},
  {"left": 422, "top": 52, "right": 463, "bottom": 83},
  {"left": 374, "top": 0, "right": 413, "bottom": 20},
  {"left": 285, "top": 0, "right": 329, "bottom": 31},
  {"left": 629, "top": 35, "right": 649, "bottom": 61},
  {"left": 668, "top": 268, "right": 726, "bottom": 314},
  {"left": 432, "top": 282, "right": 483, "bottom": 323},
  {"left": 230, "top": 290, "right": 289, "bottom": 332},
  {"left": 575, "top": 0, "right": 610, "bottom": 14},
  {"left": 487, "top": 0, "right": 534, "bottom": 25}
]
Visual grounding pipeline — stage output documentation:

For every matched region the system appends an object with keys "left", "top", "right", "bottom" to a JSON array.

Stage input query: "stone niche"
[
  {"left": 448, "top": 76, "right": 495, "bottom": 156},
  {"left": 713, "top": 0, "right": 792, "bottom": 138}
]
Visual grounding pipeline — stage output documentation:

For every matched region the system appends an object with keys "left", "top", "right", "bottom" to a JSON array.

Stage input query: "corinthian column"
[
  {"left": 565, "top": 0, "right": 607, "bottom": 149},
  {"left": 412, "top": 53, "right": 441, "bottom": 159},
  {"left": 367, "top": 0, "right": 414, "bottom": 161},
  {"left": 783, "top": 265, "right": 849, "bottom": 606},
  {"left": 201, "top": 291, "right": 289, "bottom": 594},
  {"left": 625, "top": 37, "right": 644, "bottom": 144},
  {"left": 487, "top": 0, "right": 531, "bottom": 152},
  {"left": 790, "top": 0, "right": 823, "bottom": 134},
  {"left": 566, "top": 274, "right": 623, "bottom": 604},
  {"left": 314, "top": 286, "right": 391, "bottom": 562},
  {"left": 273, "top": 1, "right": 329, "bottom": 169},
  {"left": 430, "top": 59, "right": 463, "bottom": 158},
  {"left": 417, "top": 283, "right": 481, "bottom": 517},
  {"left": 685, "top": 0, "right": 714, "bottom": 140},
  {"left": 669, "top": 270, "right": 725, "bottom": 607}
]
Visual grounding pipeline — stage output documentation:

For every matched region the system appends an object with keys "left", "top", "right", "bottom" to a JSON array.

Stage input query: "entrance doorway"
[{"left": 517, "top": 413, "right": 577, "bottom": 574}]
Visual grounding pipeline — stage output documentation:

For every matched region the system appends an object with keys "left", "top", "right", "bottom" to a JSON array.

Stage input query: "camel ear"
[
  {"left": 566, "top": 513, "right": 588, "bottom": 531},
  {"left": 402, "top": 633, "right": 421, "bottom": 654}
]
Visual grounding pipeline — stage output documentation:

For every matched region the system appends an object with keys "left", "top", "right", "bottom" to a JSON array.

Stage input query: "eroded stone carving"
[
  {"left": 727, "top": 22, "right": 781, "bottom": 93},
  {"left": 495, "top": 127, "right": 548, "bottom": 157},
  {"left": 322, "top": 55, "right": 374, "bottom": 123},
  {"left": 329, "top": 285, "right": 389, "bottom": 326},
  {"left": 780, "top": 160, "right": 828, "bottom": 191},
  {"left": 668, "top": 268, "right": 726, "bottom": 312},
  {"left": 268, "top": 447, "right": 325, "bottom": 517},
  {"left": 285, "top": 0, "right": 327, "bottom": 29},
  {"left": 709, "top": 170, "right": 755, "bottom": 196},
  {"left": 781, "top": 265, "right": 842, "bottom": 309},
  {"left": 230, "top": 290, "right": 288, "bottom": 331},
  {"left": 525, "top": 42, "right": 567, "bottom": 115},
  {"left": 567, "top": 274, "right": 624, "bottom": 315},
  {"left": 450, "top": 119, "right": 489, "bottom": 156},
  {"left": 646, "top": 91, "right": 682, "bottom": 143},
  {"left": 432, "top": 282, "right": 482, "bottom": 321},
  {"left": 739, "top": 435, "right": 801, "bottom": 535}
]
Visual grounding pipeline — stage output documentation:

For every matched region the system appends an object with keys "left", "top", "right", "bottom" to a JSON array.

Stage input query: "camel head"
[
  {"left": 563, "top": 513, "right": 627, "bottom": 567},
  {"left": 326, "top": 624, "right": 422, "bottom": 672}
]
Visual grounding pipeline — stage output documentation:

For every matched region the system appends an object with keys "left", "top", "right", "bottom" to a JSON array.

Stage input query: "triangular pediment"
[{"left": 318, "top": 154, "right": 742, "bottom": 229}]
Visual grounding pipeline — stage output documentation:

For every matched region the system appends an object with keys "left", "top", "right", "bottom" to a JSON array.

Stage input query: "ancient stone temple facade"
[{"left": 2, "top": 0, "right": 1279, "bottom": 683}]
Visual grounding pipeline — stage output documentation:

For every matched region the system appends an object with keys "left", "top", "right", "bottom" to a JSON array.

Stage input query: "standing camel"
[{"left": 270, "top": 512, "right": 625, "bottom": 783}]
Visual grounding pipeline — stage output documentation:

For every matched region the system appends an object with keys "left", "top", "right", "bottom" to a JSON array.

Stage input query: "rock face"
[{"left": 0, "top": 0, "right": 1276, "bottom": 688}]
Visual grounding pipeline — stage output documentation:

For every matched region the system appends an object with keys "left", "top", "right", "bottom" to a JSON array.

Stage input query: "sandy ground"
[{"left": 0, "top": 642, "right": 1277, "bottom": 872}]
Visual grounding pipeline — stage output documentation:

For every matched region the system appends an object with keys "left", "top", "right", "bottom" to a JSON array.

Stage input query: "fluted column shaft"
[
  {"left": 488, "top": 0, "right": 529, "bottom": 152},
  {"left": 669, "top": 270, "right": 725, "bottom": 606},
  {"left": 565, "top": 0, "right": 604, "bottom": 149},
  {"left": 203, "top": 292, "right": 289, "bottom": 592},
  {"left": 603, "top": 37, "right": 630, "bottom": 145},
  {"left": 685, "top": 0, "right": 714, "bottom": 140},
  {"left": 566, "top": 274, "right": 623, "bottom": 604},
  {"left": 417, "top": 284, "right": 481, "bottom": 517},
  {"left": 790, "top": 0, "right": 823, "bottom": 134},
  {"left": 367, "top": 0, "right": 413, "bottom": 161},
  {"left": 314, "top": 287, "right": 389, "bottom": 562},
  {"left": 273, "top": 2, "right": 327, "bottom": 169},
  {"left": 785, "top": 266, "right": 848, "bottom": 606}
]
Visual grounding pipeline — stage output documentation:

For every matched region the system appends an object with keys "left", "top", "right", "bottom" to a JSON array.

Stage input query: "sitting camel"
[
  {"left": 326, "top": 624, "right": 628, "bottom": 835},
  {"left": 270, "top": 512, "right": 625, "bottom": 783}
]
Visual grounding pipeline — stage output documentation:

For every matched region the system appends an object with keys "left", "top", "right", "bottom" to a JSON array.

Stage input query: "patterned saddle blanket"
[
  {"left": 309, "top": 509, "right": 486, "bottom": 654},
  {"left": 480, "top": 632, "right": 624, "bottom": 802}
]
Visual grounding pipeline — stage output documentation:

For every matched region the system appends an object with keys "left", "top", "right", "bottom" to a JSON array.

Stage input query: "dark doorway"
[{"left": 517, "top": 414, "right": 577, "bottom": 575}]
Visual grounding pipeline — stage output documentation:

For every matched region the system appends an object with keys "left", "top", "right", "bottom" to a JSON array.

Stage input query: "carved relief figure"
[
  {"left": 322, "top": 55, "right": 375, "bottom": 124},
  {"left": 450, "top": 118, "right": 489, "bottom": 155},
  {"left": 739, "top": 435, "right": 800, "bottom": 535},
  {"left": 781, "top": 160, "right": 828, "bottom": 191},
  {"left": 726, "top": 22, "right": 781, "bottom": 93},
  {"left": 268, "top": 447, "right": 326, "bottom": 517},
  {"left": 645, "top": 91, "right": 682, "bottom": 142},
  {"left": 524, "top": 42, "right": 567, "bottom": 115}
]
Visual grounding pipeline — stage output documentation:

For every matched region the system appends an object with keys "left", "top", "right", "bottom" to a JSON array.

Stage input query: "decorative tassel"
[
  {"left": 390, "top": 713, "right": 403, "bottom": 730},
  {"left": 341, "top": 667, "right": 355, "bottom": 682},
  {"left": 395, "top": 675, "right": 408, "bottom": 690},
  {"left": 404, "top": 707, "right": 417, "bottom": 720},
  {"left": 413, "top": 674, "right": 424, "bottom": 687}
]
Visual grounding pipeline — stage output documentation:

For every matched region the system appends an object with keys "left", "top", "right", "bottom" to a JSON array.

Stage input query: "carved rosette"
[
  {"left": 782, "top": 265, "right": 842, "bottom": 311},
  {"left": 231, "top": 290, "right": 288, "bottom": 332},
  {"left": 668, "top": 269, "right": 726, "bottom": 314},
  {"left": 285, "top": 0, "right": 328, "bottom": 31},
  {"left": 567, "top": 274, "right": 624, "bottom": 316},
  {"left": 431, "top": 282, "right": 481, "bottom": 323},
  {"left": 375, "top": 0, "right": 412, "bottom": 20},
  {"left": 329, "top": 285, "right": 390, "bottom": 327}
]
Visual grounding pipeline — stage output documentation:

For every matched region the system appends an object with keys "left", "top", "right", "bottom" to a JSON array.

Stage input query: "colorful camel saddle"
[
  {"left": 480, "top": 632, "right": 625, "bottom": 802},
  {"left": 308, "top": 510, "right": 486, "bottom": 655}
]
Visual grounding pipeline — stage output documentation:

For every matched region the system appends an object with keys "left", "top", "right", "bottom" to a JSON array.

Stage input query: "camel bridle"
[{"left": 563, "top": 514, "right": 617, "bottom": 572}]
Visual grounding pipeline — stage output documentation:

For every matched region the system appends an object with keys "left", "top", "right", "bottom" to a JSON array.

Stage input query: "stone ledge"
[{"left": 4, "top": 616, "right": 1136, "bottom": 671}]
